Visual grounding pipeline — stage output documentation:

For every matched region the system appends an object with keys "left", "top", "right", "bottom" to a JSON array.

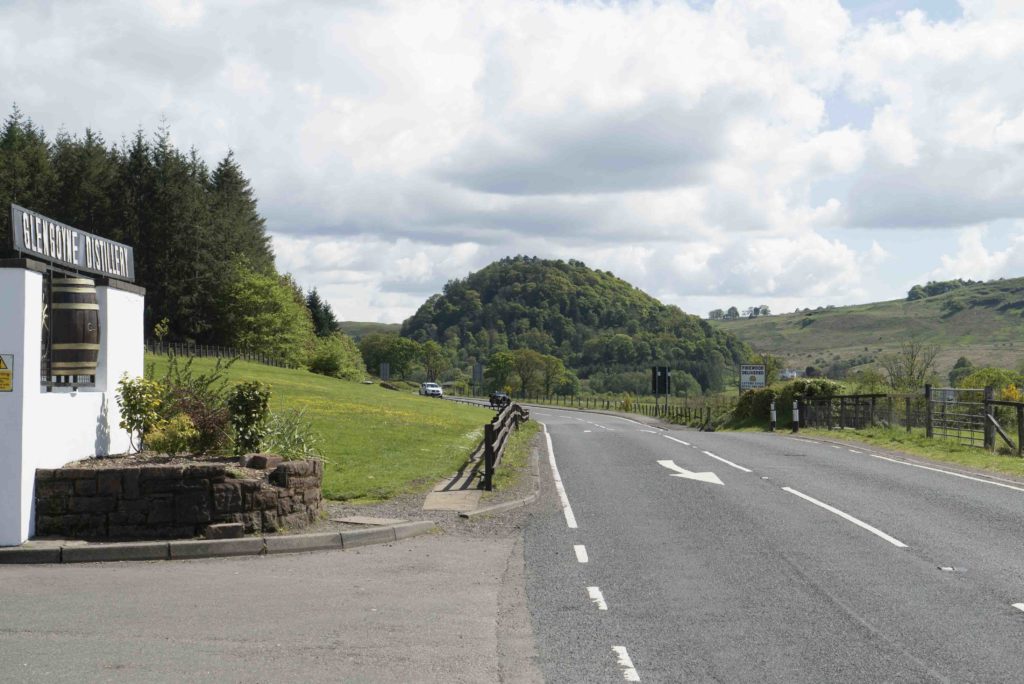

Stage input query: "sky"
[{"left": 1, "top": 0, "right": 1023, "bottom": 323}]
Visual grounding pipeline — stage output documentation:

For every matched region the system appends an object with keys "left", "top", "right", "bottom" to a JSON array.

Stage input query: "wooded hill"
[
  {"left": 712, "top": 276, "right": 1024, "bottom": 378},
  {"left": 401, "top": 256, "right": 749, "bottom": 393}
]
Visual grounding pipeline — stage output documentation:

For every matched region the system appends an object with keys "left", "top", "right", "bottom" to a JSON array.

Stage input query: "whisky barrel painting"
[{"left": 50, "top": 276, "right": 100, "bottom": 377}]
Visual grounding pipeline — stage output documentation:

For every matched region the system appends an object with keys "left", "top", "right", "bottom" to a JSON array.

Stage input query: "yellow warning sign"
[{"left": 0, "top": 354, "right": 13, "bottom": 392}]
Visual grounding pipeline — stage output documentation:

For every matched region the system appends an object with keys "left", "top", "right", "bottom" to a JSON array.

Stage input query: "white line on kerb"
[
  {"left": 612, "top": 646, "right": 641, "bottom": 681},
  {"left": 587, "top": 586, "right": 608, "bottom": 610},
  {"left": 542, "top": 422, "right": 578, "bottom": 529},
  {"left": 1013, "top": 603, "right": 1024, "bottom": 613},
  {"left": 783, "top": 487, "right": 908, "bottom": 548},
  {"left": 663, "top": 435, "right": 752, "bottom": 472},
  {"left": 574, "top": 544, "right": 589, "bottom": 563}
]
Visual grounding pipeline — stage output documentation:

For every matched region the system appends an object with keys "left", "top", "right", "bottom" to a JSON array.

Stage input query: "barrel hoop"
[
  {"left": 52, "top": 343, "right": 101, "bottom": 351},
  {"left": 52, "top": 303, "right": 100, "bottom": 310},
  {"left": 53, "top": 278, "right": 95, "bottom": 286},
  {"left": 49, "top": 364, "right": 97, "bottom": 371},
  {"left": 53, "top": 286, "right": 98, "bottom": 293}
]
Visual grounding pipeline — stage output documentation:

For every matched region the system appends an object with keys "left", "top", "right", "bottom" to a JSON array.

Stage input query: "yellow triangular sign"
[{"left": 0, "top": 357, "right": 7, "bottom": 370}]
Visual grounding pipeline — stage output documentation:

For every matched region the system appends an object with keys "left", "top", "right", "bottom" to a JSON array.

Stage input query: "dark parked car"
[{"left": 489, "top": 391, "right": 510, "bottom": 409}]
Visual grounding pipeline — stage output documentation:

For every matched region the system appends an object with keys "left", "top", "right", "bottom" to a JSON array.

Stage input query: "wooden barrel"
[{"left": 50, "top": 276, "right": 100, "bottom": 377}]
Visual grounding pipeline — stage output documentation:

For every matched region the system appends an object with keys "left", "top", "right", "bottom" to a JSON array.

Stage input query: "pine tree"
[
  {"left": 0, "top": 105, "right": 56, "bottom": 258},
  {"left": 306, "top": 288, "right": 339, "bottom": 337}
]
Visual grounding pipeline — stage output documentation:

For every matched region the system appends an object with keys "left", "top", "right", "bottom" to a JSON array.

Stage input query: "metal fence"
[{"left": 145, "top": 340, "right": 299, "bottom": 369}]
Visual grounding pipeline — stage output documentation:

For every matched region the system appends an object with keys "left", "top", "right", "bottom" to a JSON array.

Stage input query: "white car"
[{"left": 420, "top": 382, "right": 443, "bottom": 397}]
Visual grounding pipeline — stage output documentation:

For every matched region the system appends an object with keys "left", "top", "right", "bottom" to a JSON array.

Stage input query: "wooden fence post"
[
  {"left": 1017, "top": 405, "right": 1023, "bottom": 458},
  {"left": 483, "top": 423, "right": 495, "bottom": 491},
  {"left": 925, "top": 385, "right": 933, "bottom": 438},
  {"left": 984, "top": 385, "right": 995, "bottom": 451}
]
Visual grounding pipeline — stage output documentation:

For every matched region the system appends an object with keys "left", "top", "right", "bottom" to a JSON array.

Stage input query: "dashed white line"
[
  {"left": 783, "top": 486, "right": 908, "bottom": 548},
  {"left": 587, "top": 586, "right": 608, "bottom": 610},
  {"left": 848, "top": 449, "right": 862, "bottom": 454},
  {"left": 639, "top": 429, "right": 658, "bottom": 434},
  {"left": 574, "top": 544, "right": 589, "bottom": 563},
  {"left": 542, "top": 422, "right": 578, "bottom": 529},
  {"left": 612, "top": 646, "right": 641, "bottom": 681},
  {"left": 583, "top": 430, "right": 592, "bottom": 433},
  {"left": 663, "top": 435, "right": 752, "bottom": 472},
  {"left": 609, "top": 414, "right": 659, "bottom": 429}
]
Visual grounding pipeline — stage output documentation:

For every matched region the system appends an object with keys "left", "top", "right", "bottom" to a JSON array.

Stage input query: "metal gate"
[{"left": 928, "top": 386, "right": 986, "bottom": 447}]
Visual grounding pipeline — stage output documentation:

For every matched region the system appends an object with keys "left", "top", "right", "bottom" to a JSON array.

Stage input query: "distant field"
[
  {"left": 337, "top": 321, "right": 402, "bottom": 340},
  {"left": 711, "top": 277, "right": 1024, "bottom": 377},
  {"left": 145, "top": 355, "right": 487, "bottom": 501}
]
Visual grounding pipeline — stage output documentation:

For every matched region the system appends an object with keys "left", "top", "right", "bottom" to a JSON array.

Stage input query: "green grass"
[
  {"left": 489, "top": 420, "right": 541, "bottom": 493},
  {"left": 145, "top": 355, "right": 489, "bottom": 501},
  {"left": 799, "top": 426, "right": 1024, "bottom": 479}
]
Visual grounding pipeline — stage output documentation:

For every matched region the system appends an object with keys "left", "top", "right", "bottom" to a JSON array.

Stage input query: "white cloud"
[
  {"left": 928, "top": 224, "right": 1024, "bottom": 281},
  {"left": 0, "top": 0, "right": 1020, "bottom": 322}
]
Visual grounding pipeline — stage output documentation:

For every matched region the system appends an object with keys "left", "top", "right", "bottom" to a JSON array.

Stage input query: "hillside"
[
  {"left": 401, "top": 256, "right": 749, "bottom": 392},
  {"left": 712, "top": 276, "right": 1024, "bottom": 377},
  {"left": 337, "top": 321, "right": 402, "bottom": 341}
]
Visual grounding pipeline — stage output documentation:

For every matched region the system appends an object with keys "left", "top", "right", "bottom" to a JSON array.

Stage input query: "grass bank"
[
  {"left": 794, "top": 426, "right": 1024, "bottom": 479},
  {"left": 145, "top": 355, "right": 489, "bottom": 501}
]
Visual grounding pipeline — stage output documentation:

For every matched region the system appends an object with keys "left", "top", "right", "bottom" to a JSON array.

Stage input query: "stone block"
[
  {"left": 35, "top": 469, "right": 56, "bottom": 480},
  {"left": 147, "top": 496, "right": 175, "bottom": 524},
  {"left": 74, "top": 479, "right": 98, "bottom": 496},
  {"left": 36, "top": 480, "right": 74, "bottom": 497},
  {"left": 117, "top": 498, "right": 151, "bottom": 513},
  {"left": 168, "top": 537, "right": 264, "bottom": 560},
  {"left": 122, "top": 470, "right": 141, "bottom": 499},
  {"left": 62, "top": 514, "right": 108, "bottom": 538},
  {"left": 204, "top": 522, "right": 244, "bottom": 539},
  {"left": 212, "top": 482, "right": 244, "bottom": 514},
  {"left": 261, "top": 509, "right": 279, "bottom": 532},
  {"left": 37, "top": 495, "right": 68, "bottom": 516},
  {"left": 250, "top": 454, "right": 283, "bottom": 470},
  {"left": 96, "top": 471, "right": 122, "bottom": 496},
  {"left": 63, "top": 542, "right": 169, "bottom": 563},
  {"left": 174, "top": 491, "right": 212, "bottom": 524},
  {"left": 341, "top": 526, "right": 396, "bottom": 549},
  {"left": 265, "top": 532, "right": 341, "bottom": 554},
  {"left": 183, "top": 464, "right": 226, "bottom": 480},
  {"left": 0, "top": 547, "right": 62, "bottom": 564},
  {"left": 109, "top": 511, "right": 147, "bottom": 526},
  {"left": 139, "top": 466, "right": 185, "bottom": 481},
  {"left": 60, "top": 468, "right": 99, "bottom": 479},
  {"left": 68, "top": 496, "right": 116, "bottom": 514}
]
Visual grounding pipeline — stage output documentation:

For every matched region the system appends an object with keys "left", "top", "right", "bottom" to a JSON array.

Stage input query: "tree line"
[
  {"left": 0, "top": 105, "right": 358, "bottom": 372},
  {"left": 707, "top": 305, "right": 771, "bottom": 320}
]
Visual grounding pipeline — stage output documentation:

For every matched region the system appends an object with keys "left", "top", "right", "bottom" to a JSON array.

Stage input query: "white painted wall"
[{"left": 0, "top": 266, "right": 143, "bottom": 546}]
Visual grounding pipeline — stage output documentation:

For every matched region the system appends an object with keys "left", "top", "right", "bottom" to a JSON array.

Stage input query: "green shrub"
[
  {"left": 734, "top": 388, "right": 777, "bottom": 421},
  {"left": 116, "top": 374, "right": 164, "bottom": 453},
  {"left": 227, "top": 381, "right": 271, "bottom": 455},
  {"left": 156, "top": 356, "right": 233, "bottom": 454},
  {"left": 264, "top": 408, "right": 323, "bottom": 460},
  {"left": 777, "top": 378, "right": 843, "bottom": 407},
  {"left": 308, "top": 333, "right": 365, "bottom": 381},
  {"left": 148, "top": 414, "right": 199, "bottom": 456}
]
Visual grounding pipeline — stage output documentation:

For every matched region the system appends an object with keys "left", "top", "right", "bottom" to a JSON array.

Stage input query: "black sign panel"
[
  {"left": 10, "top": 204, "right": 135, "bottom": 281},
  {"left": 651, "top": 366, "right": 671, "bottom": 395}
]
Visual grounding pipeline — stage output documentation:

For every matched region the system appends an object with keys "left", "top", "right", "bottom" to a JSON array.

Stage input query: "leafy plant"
[
  {"left": 227, "top": 381, "right": 271, "bottom": 455},
  {"left": 157, "top": 355, "right": 233, "bottom": 454},
  {"left": 264, "top": 408, "right": 323, "bottom": 460},
  {"left": 147, "top": 413, "right": 199, "bottom": 456},
  {"left": 116, "top": 374, "right": 164, "bottom": 453}
]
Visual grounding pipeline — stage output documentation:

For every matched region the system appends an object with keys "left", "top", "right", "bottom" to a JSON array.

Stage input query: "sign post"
[{"left": 651, "top": 366, "right": 670, "bottom": 414}]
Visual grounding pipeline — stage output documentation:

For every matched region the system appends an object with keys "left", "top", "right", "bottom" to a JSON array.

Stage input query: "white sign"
[{"left": 739, "top": 364, "right": 766, "bottom": 391}]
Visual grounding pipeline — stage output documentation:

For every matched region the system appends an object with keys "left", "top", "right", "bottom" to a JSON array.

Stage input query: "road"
[{"left": 523, "top": 405, "right": 1024, "bottom": 682}]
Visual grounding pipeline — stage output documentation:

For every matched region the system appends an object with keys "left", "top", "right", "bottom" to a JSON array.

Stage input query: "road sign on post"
[{"left": 739, "top": 364, "right": 766, "bottom": 392}]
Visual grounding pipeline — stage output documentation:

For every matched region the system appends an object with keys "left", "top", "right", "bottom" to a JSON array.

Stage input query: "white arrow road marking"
[
  {"left": 612, "top": 646, "right": 641, "bottom": 681},
  {"left": 1013, "top": 603, "right": 1024, "bottom": 613},
  {"left": 783, "top": 487, "right": 908, "bottom": 548},
  {"left": 657, "top": 460, "right": 724, "bottom": 485},
  {"left": 574, "top": 544, "right": 589, "bottom": 563},
  {"left": 588, "top": 586, "right": 608, "bottom": 610}
]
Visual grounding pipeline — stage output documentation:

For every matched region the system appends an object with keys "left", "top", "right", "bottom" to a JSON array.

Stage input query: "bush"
[
  {"left": 157, "top": 356, "right": 232, "bottom": 454},
  {"left": 148, "top": 414, "right": 199, "bottom": 456},
  {"left": 227, "top": 381, "right": 272, "bottom": 455},
  {"left": 308, "top": 333, "right": 365, "bottom": 381},
  {"left": 777, "top": 378, "right": 843, "bottom": 408},
  {"left": 116, "top": 374, "right": 164, "bottom": 453},
  {"left": 734, "top": 388, "right": 777, "bottom": 421},
  {"left": 264, "top": 408, "right": 323, "bottom": 460}
]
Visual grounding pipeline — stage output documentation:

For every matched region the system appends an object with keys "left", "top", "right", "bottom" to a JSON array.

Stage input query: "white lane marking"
[
  {"left": 574, "top": 544, "right": 589, "bottom": 563},
  {"left": 783, "top": 487, "right": 908, "bottom": 548},
  {"left": 583, "top": 430, "right": 592, "bottom": 433},
  {"left": 1012, "top": 603, "right": 1024, "bottom": 613},
  {"left": 863, "top": 451, "right": 1024, "bottom": 495},
  {"left": 542, "top": 422, "right": 578, "bottom": 529},
  {"left": 701, "top": 450, "right": 752, "bottom": 473},
  {"left": 612, "top": 646, "right": 641, "bottom": 681},
  {"left": 609, "top": 414, "right": 659, "bottom": 429},
  {"left": 587, "top": 586, "right": 608, "bottom": 610},
  {"left": 849, "top": 449, "right": 862, "bottom": 454},
  {"left": 639, "top": 429, "right": 658, "bottom": 434},
  {"left": 657, "top": 459, "right": 724, "bottom": 485},
  {"left": 830, "top": 445, "right": 842, "bottom": 449}
]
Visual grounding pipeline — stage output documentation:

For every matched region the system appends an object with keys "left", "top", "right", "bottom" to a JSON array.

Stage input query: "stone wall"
[{"left": 34, "top": 460, "right": 323, "bottom": 540}]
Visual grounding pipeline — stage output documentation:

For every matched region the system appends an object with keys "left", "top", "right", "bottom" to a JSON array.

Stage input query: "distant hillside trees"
[
  {"left": 710, "top": 305, "right": 769, "bottom": 319},
  {"left": 906, "top": 279, "right": 977, "bottom": 301},
  {"left": 402, "top": 256, "right": 748, "bottom": 394}
]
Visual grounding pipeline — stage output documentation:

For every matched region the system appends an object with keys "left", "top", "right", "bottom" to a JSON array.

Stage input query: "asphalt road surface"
[{"left": 523, "top": 406, "right": 1024, "bottom": 682}]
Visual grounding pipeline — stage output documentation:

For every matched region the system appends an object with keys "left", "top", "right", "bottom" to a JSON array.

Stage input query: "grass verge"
[
  {"left": 488, "top": 420, "right": 541, "bottom": 494},
  {"left": 145, "top": 355, "right": 489, "bottom": 501},
  {"left": 799, "top": 426, "right": 1024, "bottom": 479}
]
